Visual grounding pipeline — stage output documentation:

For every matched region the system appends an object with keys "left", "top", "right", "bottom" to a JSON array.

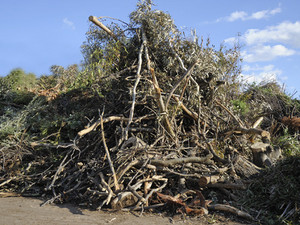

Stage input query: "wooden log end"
[{"left": 89, "top": 15, "right": 96, "bottom": 21}]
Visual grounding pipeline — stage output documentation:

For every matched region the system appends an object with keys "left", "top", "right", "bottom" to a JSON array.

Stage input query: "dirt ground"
[{"left": 0, "top": 196, "right": 254, "bottom": 225}]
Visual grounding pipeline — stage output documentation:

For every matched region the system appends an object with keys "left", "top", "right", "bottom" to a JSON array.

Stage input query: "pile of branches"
[{"left": 1, "top": 1, "right": 299, "bottom": 223}]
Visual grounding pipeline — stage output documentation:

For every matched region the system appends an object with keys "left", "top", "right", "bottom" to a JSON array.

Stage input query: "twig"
[
  {"left": 100, "top": 114, "right": 119, "bottom": 191},
  {"left": 117, "top": 159, "right": 139, "bottom": 182},
  {"left": 252, "top": 116, "right": 264, "bottom": 128},
  {"left": 125, "top": 32, "right": 145, "bottom": 140},
  {"left": 168, "top": 38, "right": 200, "bottom": 92},
  {"left": 149, "top": 68, "right": 175, "bottom": 137},
  {"left": 0, "top": 176, "right": 17, "bottom": 187},
  {"left": 146, "top": 48, "right": 175, "bottom": 138},
  {"left": 40, "top": 193, "right": 62, "bottom": 206},
  {"left": 149, "top": 154, "right": 213, "bottom": 167},
  {"left": 215, "top": 99, "right": 245, "bottom": 128},
  {"left": 165, "top": 61, "right": 198, "bottom": 110},
  {"left": 206, "top": 141, "right": 229, "bottom": 164},
  {"left": 78, "top": 114, "right": 155, "bottom": 137},
  {"left": 98, "top": 172, "right": 115, "bottom": 209},
  {"left": 46, "top": 150, "right": 73, "bottom": 190}
]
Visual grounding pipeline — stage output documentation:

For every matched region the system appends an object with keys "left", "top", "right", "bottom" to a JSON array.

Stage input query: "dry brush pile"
[{"left": 1, "top": 1, "right": 299, "bottom": 224}]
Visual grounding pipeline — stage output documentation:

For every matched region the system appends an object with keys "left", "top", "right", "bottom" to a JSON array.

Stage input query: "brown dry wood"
[
  {"left": 252, "top": 116, "right": 264, "bottom": 128},
  {"left": 149, "top": 154, "right": 213, "bottom": 167},
  {"left": 0, "top": 176, "right": 17, "bottom": 187},
  {"left": 165, "top": 61, "right": 198, "bottom": 110},
  {"left": 0, "top": 191, "right": 21, "bottom": 197},
  {"left": 198, "top": 175, "right": 220, "bottom": 187},
  {"left": 232, "top": 155, "right": 261, "bottom": 178},
  {"left": 30, "top": 142, "right": 73, "bottom": 149},
  {"left": 89, "top": 16, "right": 119, "bottom": 42},
  {"left": 150, "top": 67, "right": 175, "bottom": 137},
  {"left": 100, "top": 115, "right": 119, "bottom": 191},
  {"left": 208, "top": 204, "right": 254, "bottom": 221},
  {"left": 98, "top": 172, "right": 115, "bottom": 209},
  {"left": 236, "top": 127, "right": 270, "bottom": 139},
  {"left": 78, "top": 115, "right": 154, "bottom": 136},
  {"left": 125, "top": 36, "right": 145, "bottom": 140},
  {"left": 144, "top": 33, "right": 175, "bottom": 138},
  {"left": 111, "top": 191, "right": 138, "bottom": 210},
  {"left": 144, "top": 35, "right": 175, "bottom": 138},
  {"left": 172, "top": 95, "right": 198, "bottom": 120},
  {"left": 46, "top": 149, "right": 74, "bottom": 190},
  {"left": 215, "top": 99, "right": 245, "bottom": 128},
  {"left": 168, "top": 38, "right": 200, "bottom": 92}
]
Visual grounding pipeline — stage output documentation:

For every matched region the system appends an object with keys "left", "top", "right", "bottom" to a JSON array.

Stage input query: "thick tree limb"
[
  {"left": 235, "top": 127, "right": 270, "bottom": 140},
  {"left": 208, "top": 204, "right": 254, "bottom": 221},
  {"left": 89, "top": 16, "right": 119, "bottom": 42}
]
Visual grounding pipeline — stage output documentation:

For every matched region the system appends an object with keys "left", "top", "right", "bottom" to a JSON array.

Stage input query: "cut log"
[
  {"left": 232, "top": 155, "right": 261, "bottom": 178},
  {"left": 198, "top": 175, "right": 220, "bottom": 187}
]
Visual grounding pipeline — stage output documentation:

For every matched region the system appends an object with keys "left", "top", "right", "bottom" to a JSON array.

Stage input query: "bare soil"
[{"left": 0, "top": 196, "right": 253, "bottom": 225}]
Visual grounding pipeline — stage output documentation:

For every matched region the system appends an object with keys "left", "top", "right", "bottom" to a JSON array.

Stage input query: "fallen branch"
[
  {"left": 89, "top": 16, "right": 119, "bottom": 42},
  {"left": 150, "top": 154, "right": 213, "bottom": 167},
  {"left": 100, "top": 115, "right": 119, "bottom": 191},
  {"left": 208, "top": 204, "right": 254, "bottom": 221},
  {"left": 78, "top": 115, "right": 154, "bottom": 137},
  {"left": 150, "top": 67, "right": 175, "bottom": 137},
  {"left": 235, "top": 127, "right": 270, "bottom": 140},
  {"left": 98, "top": 172, "right": 115, "bottom": 209},
  {"left": 0, "top": 176, "right": 17, "bottom": 187}
]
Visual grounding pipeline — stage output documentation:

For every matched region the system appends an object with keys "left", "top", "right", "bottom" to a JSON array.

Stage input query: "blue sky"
[{"left": 1, "top": 0, "right": 299, "bottom": 97}]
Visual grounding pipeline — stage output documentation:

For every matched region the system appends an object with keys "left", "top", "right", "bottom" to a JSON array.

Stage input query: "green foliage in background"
[{"left": 0, "top": 68, "right": 37, "bottom": 105}]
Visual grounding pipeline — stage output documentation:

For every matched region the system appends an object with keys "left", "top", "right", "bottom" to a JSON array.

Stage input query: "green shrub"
[{"left": 1, "top": 68, "right": 37, "bottom": 105}]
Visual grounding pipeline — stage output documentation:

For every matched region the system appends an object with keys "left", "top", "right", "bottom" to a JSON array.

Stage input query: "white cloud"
[
  {"left": 270, "top": 7, "right": 282, "bottom": 15},
  {"left": 225, "top": 21, "right": 300, "bottom": 63},
  {"left": 242, "top": 45, "right": 296, "bottom": 62},
  {"left": 63, "top": 18, "right": 75, "bottom": 30},
  {"left": 227, "top": 11, "right": 248, "bottom": 22},
  {"left": 244, "top": 21, "right": 300, "bottom": 47},
  {"left": 241, "top": 64, "right": 282, "bottom": 84},
  {"left": 250, "top": 10, "right": 269, "bottom": 20},
  {"left": 249, "top": 7, "right": 281, "bottom": 20},
  {"left": 218, "top": 6, "right": 281, "bottom": 22}
]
